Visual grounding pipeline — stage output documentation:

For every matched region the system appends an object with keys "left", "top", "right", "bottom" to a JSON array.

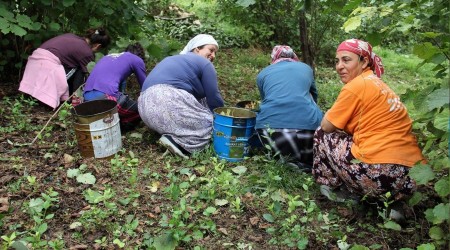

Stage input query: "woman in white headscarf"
[{"left": 138, "top": 34, "right": 224, "bottom": 159}]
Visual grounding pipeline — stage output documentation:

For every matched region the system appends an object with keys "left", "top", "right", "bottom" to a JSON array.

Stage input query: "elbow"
[{"left": 320, "top": 118, "right": 337, "bottom": 133}]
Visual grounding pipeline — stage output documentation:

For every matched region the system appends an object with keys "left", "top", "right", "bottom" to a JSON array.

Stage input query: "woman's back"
[{"left": 256, "top": 61, "right": 323, "bottom": 130}]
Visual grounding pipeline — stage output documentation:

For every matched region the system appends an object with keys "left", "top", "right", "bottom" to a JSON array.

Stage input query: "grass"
[{"left": 0, "top": 47, "right": 447, "bottom": 249}]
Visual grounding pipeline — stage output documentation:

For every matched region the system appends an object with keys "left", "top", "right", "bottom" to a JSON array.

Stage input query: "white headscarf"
[{"left": 179, "top": 34, "right": 219, "bottom": 54}]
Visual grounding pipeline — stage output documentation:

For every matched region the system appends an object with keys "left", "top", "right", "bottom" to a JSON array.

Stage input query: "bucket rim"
[
  {"left": 71, "top": 99, "right": 117, "bottom": 117},
  {"left": 213, "top": 107, "right": 257, "bottom": 118}
]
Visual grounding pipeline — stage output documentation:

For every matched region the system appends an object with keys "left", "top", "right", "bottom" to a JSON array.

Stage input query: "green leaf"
[
  {"left": 192, "top": 230, "right": 203, "bottom": 240},
  {"left": 0, "top": 17, "right": 9, "bottom": 33},
  {"left": 67, "top": 168, "right": 80, "bottom": 178},
  {"left": 0, "top": 7, "right": 14, "bottom": 21},
  {"left": 10, "top": 24, "right": 26, "bottom": 36},
  {"left": 16, "top": 14, "right": 33, "bottom": 29},
  {"left": 270, "top": 190, "right": 285, "bottom": 202},
  {"left": 422, "top": 32, "right": 441, "bottom": 39},
  {"left": 433, "top": 110, "right": 449, "bottom": 132},
  {"left": 130, "top": 132, "right": 142, "bottom": 139},
  {"left": 236, "top": 0, "right": 256, "bottom": 8},
  {"left": 428, "top": 226, "right": 444, "bottom": 240},
  {"left": 413, "top": 42, "right": 440, "bottom": 60},
  {"left": 433, "top": 203, "right": 450, "bottom": 223},
  {"left": 350, "top": 245, "right": 369, "bottom": 250},
  {"left": 84, "top": 189, "right": 103, "bottom": 204},
  {"left": 76, "top": 173, "right": 96, "bottom": 184},
  {"left": 40, "top": 0, "right": 52, "bottom": 5},
  {"left": 231, "top": 165, "right": 247, "bottom": 175},
  {"left": 37, "top": 222, "right": 48, "bottom": 234},
  {"left": 214, "top": 199, "right": 229, "bottom": 206},
  {"left": 263, "top": 213, "right": 274, "bottom": 223},
  {"left": 103, "top": 8, "right": 114, "bottom": 15},
  {"left": 69, "top": 221, "right": 82, "bottom": 229},
  {"left": 62, "top": 0, "right": 76, "bottom": 7},
  {"left": 153, "top": 232, "right": 177, "bottom": 250},
  {"left": 417, "top": 243, "right": 436, "bottom": 250},
  {"left": 343, "top": 16, "right": 361, "bottom": 32},
  {"left": 10, "top": 241, "right": 29, "bottom": 250},
  {"left": 297, "top": 237, "right": 309, "bottom": 249},
  {"left": 48, "top": 22, "right": 61, "bottom": 31},
  {"left": 29, "top": 198, "right": 44, "bottom": 213},
  {"left": 408, "top": 164, "right": 435, "bottom": 185},
  {"left": 435, "top": 179, "right": 450, "bottom": 197},
  {"left": 342, "top": 0, "right": 363, "bottom": 12},
  {"left": 427, "top": 88, "right": 449, "bottom": 111},
  {"left": 113, "top": 238, "right": 125, "bottom": 248},
  {"left": 408, "top": 191, "right": 423, "bottom": 206},
  {"left": 203, "top": 206, "right": 217, "bottom": 216},
  {"left": 383, "top": 221, "right": 401, "bottom": 231}
]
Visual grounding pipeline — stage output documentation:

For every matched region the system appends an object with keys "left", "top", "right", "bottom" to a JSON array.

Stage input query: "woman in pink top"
[
  {"left": 19, "top": 27, "right": 110, "bottom": 109},
  {"left": 313, "top": 39, "right": 425, "bottom": 221}
]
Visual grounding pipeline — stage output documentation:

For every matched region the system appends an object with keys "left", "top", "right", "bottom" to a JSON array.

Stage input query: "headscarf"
[
  {"left": 270, "top": 45, "right": 299, "bottom": 64},
  {"left": 179, "top": 34, "right": 219, "bottom": 54},
  {"left": 337, "top": 39, "right": 384, "bottom": 77}
]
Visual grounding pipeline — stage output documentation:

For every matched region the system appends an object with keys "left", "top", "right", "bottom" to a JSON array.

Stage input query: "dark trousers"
[{"left": 64, "top": 67, "right": 85, "bottom": 95}]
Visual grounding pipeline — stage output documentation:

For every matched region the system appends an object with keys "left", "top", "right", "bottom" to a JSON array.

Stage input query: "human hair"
[
  {"left": 192, "top": 45, "right": 206, "bottom": 52},
  {"left": 84, "top": 27, "right": 111, "bottom": 49},
  {"left": 359, "top": 55, "right": 372, "bottom": 68},
  {"left": 125, "top": 42, "right": 146, "bottom": 62}
]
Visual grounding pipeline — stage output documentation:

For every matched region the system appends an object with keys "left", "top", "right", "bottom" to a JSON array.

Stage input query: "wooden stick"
[{"left": 30, "top": 84, "right": 84, "bottom": 146}]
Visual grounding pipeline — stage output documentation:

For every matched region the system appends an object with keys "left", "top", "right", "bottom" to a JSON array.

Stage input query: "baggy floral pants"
[{"left": 312, "top": 128, "right": 416, "bottom": 201}]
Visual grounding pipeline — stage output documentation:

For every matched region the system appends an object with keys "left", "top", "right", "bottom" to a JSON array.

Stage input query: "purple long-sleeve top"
[
  {"left": 84, "top": 52, "right": 147, "bottom": 97},
  {"left": 142, "top": 52, "right": 224, "bottom": 111}
]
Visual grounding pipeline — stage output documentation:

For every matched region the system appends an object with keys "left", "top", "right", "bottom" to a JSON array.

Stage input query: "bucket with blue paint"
[{"left": 213, "top": 107, "right": 257, "bottom": 162}]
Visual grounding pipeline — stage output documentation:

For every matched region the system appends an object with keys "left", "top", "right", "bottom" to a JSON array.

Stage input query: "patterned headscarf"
[
  {"left": 270, "top": 45, "right": 299, "bottom": 64},
  {"left": 337, "top": 39, "right": 384, "bottom": 77},
  {"left": 180, "top": 34, "right": 219, "bottom": 54}
]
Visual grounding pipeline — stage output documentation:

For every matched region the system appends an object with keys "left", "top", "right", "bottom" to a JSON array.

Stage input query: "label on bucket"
[{"left": 89, "top": 113, "right": 122, "bottom": 158}]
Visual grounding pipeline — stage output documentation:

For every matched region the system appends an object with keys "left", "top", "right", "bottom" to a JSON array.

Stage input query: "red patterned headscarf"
[
  {"left": 337, "top": 39, "right": 384, "bottom": 77},
  {"left": 271, "top": 45, "right": 299, "bottom": 64}
]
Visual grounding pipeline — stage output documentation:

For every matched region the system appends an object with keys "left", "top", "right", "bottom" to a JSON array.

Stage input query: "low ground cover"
[{"left": 0, "top": 47, "right": 447, "bottom": 249}]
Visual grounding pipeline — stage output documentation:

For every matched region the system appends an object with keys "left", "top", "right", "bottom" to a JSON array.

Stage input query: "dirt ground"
[{"left": 0, "top": 84, "right": 444, "bottom": 249}]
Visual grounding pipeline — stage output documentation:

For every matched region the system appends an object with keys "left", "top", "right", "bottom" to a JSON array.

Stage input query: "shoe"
[
  {"left": 320, "top": 185, "right": 359, "bottom": 203},
  {"left": 158, "top": 135, "right": 189, "bottom": 159},
  {"left": 286, "top": 162, "right": 312, "bottom": 173}
]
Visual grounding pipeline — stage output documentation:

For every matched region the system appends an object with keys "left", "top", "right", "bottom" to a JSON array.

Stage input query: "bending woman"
[
  {"left": 19, "top": 27, "right": 110, "bottom": 109},
  {"left": 138, "top": 34, "right": 224, "bottom": 159},
  {"left": 313, "top": 39, "right": 425, "bottom": 214},
  {"left": 83, "top": 43, "right": 147, "bottom": 132}
]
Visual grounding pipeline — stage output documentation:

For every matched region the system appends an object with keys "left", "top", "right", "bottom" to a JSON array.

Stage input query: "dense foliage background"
[{"left": 0, "top": 0, "right": 448, "bottom": 249}]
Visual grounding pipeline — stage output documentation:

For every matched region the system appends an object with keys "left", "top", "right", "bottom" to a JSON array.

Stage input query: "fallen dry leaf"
[
  {"left": 218, "top": 227, "right": 228, "bottom": 235},
  {"left": 146, "top": 212, "right": 157, "bottom": 219},
  {"left": 258, "top": 223, "right": 271, "bottom": 229},
  {"left": 0, "top": 197, "right": 9, "bottom": 212},
  {"left": 248, "top": 234, "right": 263, "bottom": 242},
  {"left": 249, "top": 216, "right": 259, "bottom": 225},
  {"left": 69, "top": 244, "right": 88, "bottom": 250},
  {"left": 64, "top": 153, "right": 74, "bottom": 164}
]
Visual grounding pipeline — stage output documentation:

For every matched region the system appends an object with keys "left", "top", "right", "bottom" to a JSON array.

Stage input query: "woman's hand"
[{"left": 321, "top": 117, "right": 337, "bottom": 133}]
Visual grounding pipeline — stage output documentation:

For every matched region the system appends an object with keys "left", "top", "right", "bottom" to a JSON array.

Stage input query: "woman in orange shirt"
[{"left": 313, "top": 39, "right": 425, "bottom": 219}]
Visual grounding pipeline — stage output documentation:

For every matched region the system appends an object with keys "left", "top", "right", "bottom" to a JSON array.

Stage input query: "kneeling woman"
[
  {"left": 138, "top": 34, "right": 224, "bottom": 159},
  {"left": 313, "top": 39, "right": 425, "bottom": 210}
]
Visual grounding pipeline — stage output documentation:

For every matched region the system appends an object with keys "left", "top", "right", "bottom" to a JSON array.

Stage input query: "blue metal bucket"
[{"left": 213, "top": 107, "right": 257, "bottom": 162}]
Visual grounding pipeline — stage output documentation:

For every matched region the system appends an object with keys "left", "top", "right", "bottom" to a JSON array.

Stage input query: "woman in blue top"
[
  {"left": 138, "top": 34, "right": 224, "bottom": 159},
  {"left": 255, "top": 45, "right": 323, "bottom": 170},
  {"left": 83, "top": 43, "right": 147, "bottom": 132}
]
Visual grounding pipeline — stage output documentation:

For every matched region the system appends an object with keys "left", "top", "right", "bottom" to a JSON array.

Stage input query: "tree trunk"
[{"left": 299, "top": 8, "right": 315, "bottom": 75}]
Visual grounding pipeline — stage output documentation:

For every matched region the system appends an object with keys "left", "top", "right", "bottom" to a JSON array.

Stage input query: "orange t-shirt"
[{"left": 325, "top": 69, "right": 424, "bottom": 167}]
